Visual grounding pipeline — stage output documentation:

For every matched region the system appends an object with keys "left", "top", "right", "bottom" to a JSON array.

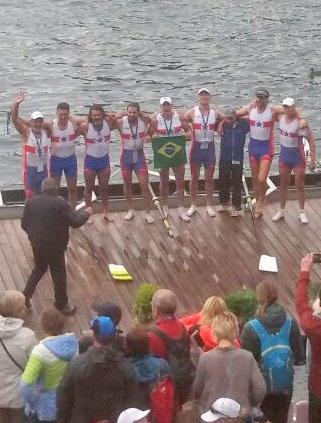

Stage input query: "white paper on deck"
[{"left": 259, "top": 255, "right": 278, "bottom": 273}]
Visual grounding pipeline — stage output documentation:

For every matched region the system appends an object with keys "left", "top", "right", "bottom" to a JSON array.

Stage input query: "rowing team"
[{"left": 11, "top": 87, "right": 315, "bottom": 224}]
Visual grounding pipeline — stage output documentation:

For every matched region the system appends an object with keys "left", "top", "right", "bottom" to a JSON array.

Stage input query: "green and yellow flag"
[{"left": 151, "top": 135, "right": 187, "bottom": 169}]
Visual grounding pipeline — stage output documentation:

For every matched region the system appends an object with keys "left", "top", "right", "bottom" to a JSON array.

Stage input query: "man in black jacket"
[
  {"left": 57, "top": 316, "right": 138, "bottom": 423},
  {"left": 21, "top": 177, "right": 91, "bottom": 315}
]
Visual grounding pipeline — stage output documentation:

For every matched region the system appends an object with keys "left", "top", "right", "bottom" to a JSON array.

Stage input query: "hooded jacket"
[
  {"left": 20, "top": 333, "right": 78, "bottom": 421},
  {"left": 0, "top": 316, "right": 36, "bottom": 408},
  {"left": 241, "top": 303, "right": 304, "bottom": 366}
]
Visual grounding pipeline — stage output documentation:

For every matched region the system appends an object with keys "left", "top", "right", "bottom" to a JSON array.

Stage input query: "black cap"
[{"left": 91, "top": 300, "right": 122, "bottom": 326}]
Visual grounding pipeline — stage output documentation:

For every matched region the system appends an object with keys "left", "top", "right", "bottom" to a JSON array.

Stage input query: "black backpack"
[{"left": 151, "top": 325, "right": 193, "bottom": 390}]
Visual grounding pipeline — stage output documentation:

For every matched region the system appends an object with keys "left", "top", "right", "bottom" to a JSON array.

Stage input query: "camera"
[{"left": 312, "top": 253, "right": 321, "bottom": 263}]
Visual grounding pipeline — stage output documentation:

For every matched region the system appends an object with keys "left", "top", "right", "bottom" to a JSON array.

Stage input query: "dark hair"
[
  {"left": 91, "top": 300, "right": 122, "bottom": 326},
  {"left": 41, "top": 308, "right": 66, "bottom": 336},
  {"left": 88, "top": 104, "right": 105, "bottom": 123},
  {"left": 126, "top": 326, "right": 149, "bottom": 357},
  {"left": 127, "top": 102, "right": 140, "bottom": 112},
  {"left": 56, "top": 102, "right": 70, "bottom": 112},
  {"left": 42, "top": 177, "right": 59, "bottom": 195}
]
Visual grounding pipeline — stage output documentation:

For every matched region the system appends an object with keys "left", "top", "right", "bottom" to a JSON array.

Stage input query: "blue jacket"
[{"left": 220, "top": 119, "right": 250, "bottom": 163}]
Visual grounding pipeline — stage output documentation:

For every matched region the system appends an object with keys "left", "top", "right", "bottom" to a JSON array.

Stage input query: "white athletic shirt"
[
  {"left": 85, "top": 121, "right": 111, "bottom": 158},
  {"left": 192, "top": 106, "right": 216, "bottom": 144},
  {"left": 121, "top": 117, "right": 146, "bottom": 150},
  {"left": 249, "top": 105, "right": 273, "bottom": 141},
  {"left": 51, "top": 119, "right": 76, "bottom": 158},
  {"left": 155, "top": 111, "right": 182, "bottom": 136},
  {"left": 279, "top": 116, "right": 306, "bottom": 148},
  {"left": 24, "top": 129, "right": 49, "bottom": 171}
]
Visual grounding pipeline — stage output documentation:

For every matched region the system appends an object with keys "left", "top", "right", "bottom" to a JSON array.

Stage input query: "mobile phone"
[{"left": 313, "top": 253, "right": 321, "bottom": 263}]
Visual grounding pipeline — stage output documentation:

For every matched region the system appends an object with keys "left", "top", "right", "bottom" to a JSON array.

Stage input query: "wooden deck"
[{"left": 1, "top": 198, "right": 321, "bottom": 337}]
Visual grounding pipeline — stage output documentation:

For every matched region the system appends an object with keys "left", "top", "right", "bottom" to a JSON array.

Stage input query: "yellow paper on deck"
[{"left": 108, "top": 264, "right": 133, "bottom": 281}]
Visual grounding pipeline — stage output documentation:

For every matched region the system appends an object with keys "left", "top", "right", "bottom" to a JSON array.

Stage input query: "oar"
[{"left": 148, "top": 182, "right": 174, "bottom": 238}]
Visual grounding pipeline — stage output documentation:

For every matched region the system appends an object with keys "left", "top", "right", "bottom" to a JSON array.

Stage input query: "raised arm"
[
  {"left": 11, "top": 92, "right": 29, "bottom": 139},
  {"left": 184, "top": 108, "right": 194, "bottom": 124},
  {"left": 235, "top": 102, "right": 252, "bottom": 118}
]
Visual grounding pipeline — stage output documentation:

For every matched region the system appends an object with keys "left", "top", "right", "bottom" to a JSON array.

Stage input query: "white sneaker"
[
  {"left": 206, "top": 206, "right": 216, "bottom": 217},
  {"left": 144, "top": 212, "right": 155, "bottom": 224},
  {"left": 178, "top": 207, "right": 191, "bottom": 222},
  {"left": 187, "top": 205, "right": 197, "bottom": 217},
  {"left": 230, "top": 208, "right": 241, "bottom": 217},
  {"left": 299, "top": 211, "right": 308, "bottom": 224},
  {"left": 272, "top": 209, "right": 285, "bottom": 222},
  {"left": 163, "top": 205, "right": 169, "bottom": 218},
  {"left": 125, "top": 209, "right": 135, "bottom": 221},
  {"left": 217, "top": 204, "right": 230, "bottom": 213}
]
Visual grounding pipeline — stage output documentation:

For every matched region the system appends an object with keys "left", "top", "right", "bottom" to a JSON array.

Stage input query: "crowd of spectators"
[{"left": 0, "top": 253, "right": 320, "bottom": 423}]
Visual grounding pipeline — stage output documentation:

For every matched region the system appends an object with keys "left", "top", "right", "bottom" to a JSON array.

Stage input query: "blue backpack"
[{"left": 249, "top": 317, "right": 294, "bottom": 393}]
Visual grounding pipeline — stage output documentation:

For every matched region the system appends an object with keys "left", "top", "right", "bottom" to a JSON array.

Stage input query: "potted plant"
[
  {"left": 133, "top": 283, "right": 160, "bottom": 325},
  {"left": 225, "top": 289, "right": 258, "bottom": 332}
]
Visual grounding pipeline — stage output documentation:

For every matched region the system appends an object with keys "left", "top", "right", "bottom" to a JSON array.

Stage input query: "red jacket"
[
  {"left": 296, "top": 270, "right": 321, "bottom": 397},
  {"left": 148, "top": 317, "right": 185, "bottom": 358}
]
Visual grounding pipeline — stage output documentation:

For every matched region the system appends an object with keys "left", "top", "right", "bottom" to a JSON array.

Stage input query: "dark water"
[{"left": 0, "top": 0, "right": 320, "bottom": 188}]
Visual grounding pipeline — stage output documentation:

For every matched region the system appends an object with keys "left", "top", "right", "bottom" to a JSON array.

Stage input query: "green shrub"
[
  {"left": 133, "top": 283, "right": 160, "bottom": 324},
  {"left": 309, "top": 281, "right": 321, "bottom": 302},
  {"left": 225, "top": 289, "right": 258, "bottom": 324}
]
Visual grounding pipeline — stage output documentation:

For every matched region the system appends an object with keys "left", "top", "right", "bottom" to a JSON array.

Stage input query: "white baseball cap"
[
  {"left": 201, "top": 398, "right": 241, "bottom": 422},
  {"left": 160, "top": 97, "right": 172, "bottom": 105},
  {"left": 31, "top": 111, "right": 44, "bottom": 120},
  {"left": 117, "top": 408, "right": 150, "bottom": 423},
  {"left": 198, "top": 88, "right": 211, "bottom": 95},
  {"left": 282, "top": 97, "right": 295, "bottom": 107}
]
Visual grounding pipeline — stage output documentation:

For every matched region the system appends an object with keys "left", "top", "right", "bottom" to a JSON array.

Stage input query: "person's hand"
[
  {"left": 14, "top": 90, "right": 26, "bottom": 104},
  {"left": 186, "top": 131, "right": 192, "bottom": 141},
  {"left": 301, "top": 253, "right": 313, "bottom": 273},
  {"left": 144, "top": 135, "right": 152, "bottom": 143},
  {"left": 309, "top": 159, "right": 316, "bottom": 171},
  {"left": 85, "top": 206, "right": 93, "bottom": 216}
]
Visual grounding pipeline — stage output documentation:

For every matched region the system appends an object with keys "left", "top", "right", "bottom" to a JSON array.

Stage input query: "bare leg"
[
  {"left": 137, "top": 172, "right": 154, "bottom": 223},
  {"left": 205, "top": 164, "right": 215, "bottom": 206},
  {"left": 97, "top": 168, "right": 113, "bottom": 222},
  {"left": 84, "top": 170, "right": 96, "bottom": 223},
  {"left": 294, "top": 165, "right": 306, "bottom": 210},
  {"left": 66, "top": 176, "right": 78, "bottom": 209},
  {"left": 279, "top": 166, "right": 291, "bottom": 210},
  {"left": 189, "top": 166, "right": 200, "bottom": 207},
  {"left": 172, "top": 164, "right": 186, "bottom": 208},
  {"left": 255, "top": 160, "right": 272, "bottom": 216},
  {"left": 250, "top": 159, "right": 260, "bottom": 205},
  {"left": 159, "top": 168, "right": 169, "bottom": 206},
  {"left": 123, "top": 171, "right": 133, "bottom": 211}
]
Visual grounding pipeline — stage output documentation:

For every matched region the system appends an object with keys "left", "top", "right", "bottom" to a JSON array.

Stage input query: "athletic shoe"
[
  {"left": 178, "top": 207, "right": 191, "bottom": 222},
  {"left": 217, "top": 204, "right": 230, "bottom": 212},
  {"left": 125, "top": 209, "right": 135, "bottom": 221},
  {"left": 230, "top": 208, "right": 241, "bottom": 217},
  {"left": 272, "top": 209, "right": 285, "bottom": 222},
  {"left": 144, "top": 212, "right": 155, "bottom": 224},
  {"left": 299, "top": 211, "right": 308, "bottom": 224},
  {"left": 187, "top": 204, "right": 197, "bottom": 216},
  {"left": 58, "top": 303, "right": 76, "bottom": 316},
  {"left": 206, "top": 206, "right": 216, "bottom": 217}
]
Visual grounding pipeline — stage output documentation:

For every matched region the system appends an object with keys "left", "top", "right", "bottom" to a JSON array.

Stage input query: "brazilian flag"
[{"left": 152, "top": 135, "right": 187, "bottom": 169}]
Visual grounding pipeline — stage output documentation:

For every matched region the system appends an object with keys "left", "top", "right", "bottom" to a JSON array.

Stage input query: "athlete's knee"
[{"left": 295, "top": 179, "right": 305, "bottom": 190}]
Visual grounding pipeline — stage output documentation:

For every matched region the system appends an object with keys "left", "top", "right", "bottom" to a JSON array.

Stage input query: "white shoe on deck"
[
  {"left": 299, "top": 211, "right": 308, "bottom": 224},
  {"left": 187, "top": 205, "right": 197, "bottom": 217},
  {"left": 125, "top": 209, "right": 135, "bottom": 221},
  {"left": 206, "top": 206, "right": 216, "bottom": 217},
  {"left": 178, "top": 207, "right": 191, "bottom": 222},
  {"left": 272, "top": 209, "right": 285, "bottom": 222},
  {"left": 145, "top": 212, "right": 155, "bottom": 224},
  {"left": 217, "top": 204, "right": 230, "bottom": 213}
]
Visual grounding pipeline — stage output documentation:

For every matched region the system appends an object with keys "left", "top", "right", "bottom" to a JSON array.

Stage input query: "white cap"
[
  {"left": 117, "top": 409, "right": 150, "bottom": 423},
  {"left": 198, "top": 87, "right": 211, "bottom": 95},
  {"left": 282, "top": 97, "right": 295, "bottom": 107},
  {"left": 160, "top": 97, "right": 172, "bottom": 105},
  {"left": 31, "top": 111, "right": 44, "bottom": 120},
  {"left": 201, "top": 398, "right": 241, "bottom": 422}
]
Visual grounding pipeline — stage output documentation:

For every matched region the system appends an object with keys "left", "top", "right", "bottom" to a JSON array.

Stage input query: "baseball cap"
[
  {"left": 282, "top": 97, "right": 295, "bottom": 107},
  {"left": 117, "top": 408, "right": 150, "bottom": 423},
  {"left": 255, "top": 88, "right": 270, "bottom": 100},
  {"left": 198, "top": 88, "right": 211, "bottom": 95},
  {"left": 160, "top": 97, "right": 172, "bottom": 105},
  {"left": 31, "top": 111, "right": 44, "bottom": 120},
  {"left": 91, "top": 300, "right": 122, "bottom": 325},
  {"left": 201, "top": 398, "right": 241, "bottom": 422},
  {"left": 90, "top": 316, "right": 115, "bottom": 338}
]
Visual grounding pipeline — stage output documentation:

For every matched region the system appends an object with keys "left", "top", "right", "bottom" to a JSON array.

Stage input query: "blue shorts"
[
  {"left": 50, "top": 154, "right": 77, "bottom": 179},
  {"left": 84, "top": 154, "right": 110, "bottom": 173},
  {"left": 120, "top": 150, "right": 148, "bottom": 178},
  {"left": 279, "top": 145, "right": 305, "bottom": 169},
  {"left": 249, "top": 138, "right": 273, "bottom": 164},
  {"left": 190, "top": 142, "right": 215, "bottom": 169},
  {"left": 24, "top": 165, "right": 48, "bottom": 198}
]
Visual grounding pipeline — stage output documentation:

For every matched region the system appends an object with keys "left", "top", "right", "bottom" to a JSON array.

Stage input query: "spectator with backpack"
[
  {"left": 147, "top": 289, "right": 193, "bottom": 406},
  {"left": 241, "top": 280, "right": 304, "bottom": 423},
  {"left": 126, "top": 326, "right": 175, "bottom": 423},
  {"left": 295, "top": 254, "right": 321, "bottom": 423},
  {"left": 194, "top": 311, "right": 266, "bottom": 420}
]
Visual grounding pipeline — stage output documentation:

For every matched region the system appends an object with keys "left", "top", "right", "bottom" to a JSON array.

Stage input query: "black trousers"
[
  {"left": 23, "top": 245, "right": 68, "bottom": 309},
  {"left": 260, "top": 392, "right": 292, "bottom": 423},
  {"left": 218, "top": 160, "right": 243, "bottom": 210},
  {"left": 309, "top": 390, "right": 321, "bottom": 423}
]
